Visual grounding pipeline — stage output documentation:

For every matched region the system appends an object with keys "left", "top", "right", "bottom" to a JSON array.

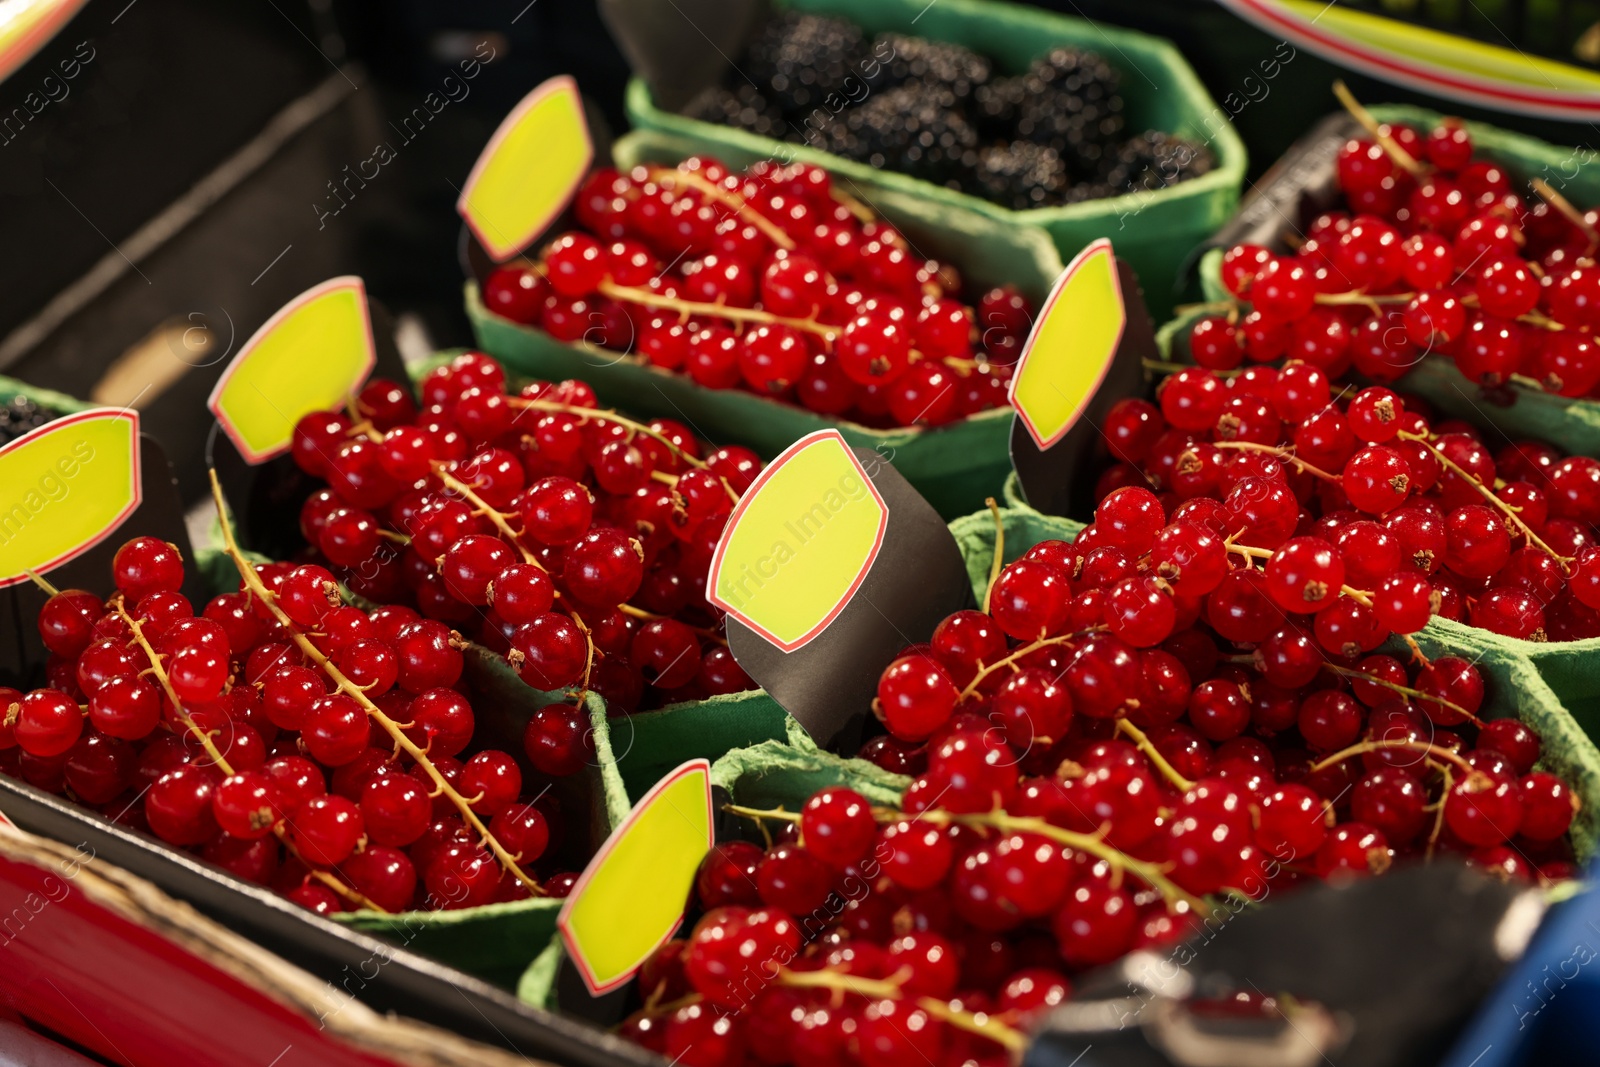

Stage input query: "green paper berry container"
[
  {"left": 1148, "top": 308, "right": 1600, "bottom": 797},
  {"left": 195, "top": 537, "right": 634, "bottom": 991},
  {"left": 518, "top": 501, "right": 1600, "bottom": 1010},
  {"left": 1196, "top": 104, "right": 1600, "bottom": 456},
  {"left": 951, "top": 502, "right": 1600, "bottom": 862},
  {"left": 517, "top": 720, "right": 909, "bottom": 1008},
  {"left": 622, "top": 0, "right": 1246, "bottom": 321},
  {"left": 465, "top": 128, "right": 1066, "bottom": 522},
  {"left": 0, "top": 374, "right": 93, "bottom": 419}
]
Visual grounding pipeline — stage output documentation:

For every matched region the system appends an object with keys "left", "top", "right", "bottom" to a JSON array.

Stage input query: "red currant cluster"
[
  {"left": 623, "top": 687, "right": 1576, "bottom": 1067},
  {"left": 1097, "top": 362, "right": 1600, "bottom": 640},
  {"left": 4, "top": 531, "right": 585, "bottom": 916},
  {"left": 1201, "top": 101, "right": 1600, "bottom": 396},
  {"left": 479, "top": 156, "right": 1036, "bottom": 427},
  {"left": 621, "top": 784, "right": 1060, "bottom": 1067},
  {"left": 289, "top": 352, "right": 759, "bottom": 714},
  {"left": 859, "top": 491, "right": 1582, "bottom": 892}
]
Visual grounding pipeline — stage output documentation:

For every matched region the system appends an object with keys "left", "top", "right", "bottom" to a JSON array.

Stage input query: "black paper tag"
[
  {"left": 597, "top": 0, "right": 769, "bottom": 113},
  {"left": 1009, "top": 253, "right": 1159, "bottom": 523},
  {"left": 709, "top": 431, "right": 970, "bottom": 751}
]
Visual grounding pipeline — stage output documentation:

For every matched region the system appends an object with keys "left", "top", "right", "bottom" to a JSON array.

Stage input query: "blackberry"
[
  {"left": 836, "top": 84, "right": 977, "bottom": 184},
  {"left": 1061, "top": 182, "right": 1120, "bottom": 205},
  {"left": 0, "top": 396, "right": 52, "bottom": 444},
  {"left": 965, "top": 143, "right": 1070, "bottom": 210},
  {"left": 746, "top": 12, "right": 869, "bottom": 117},
  {"left": 871, "top": 34, "right": 990, "bottom": 101},
  {"left": 685, "top": 84, "right": 787, "bottom": 139},
  {"left": 1102, "top": 131, "right": 1216, "bottom": 193},
  {"left": 1013, "top": 48, "right": 1125, "bottom": 176},
  {"left": 972, "top": 76, "right": 1027, "bottom": 140}
]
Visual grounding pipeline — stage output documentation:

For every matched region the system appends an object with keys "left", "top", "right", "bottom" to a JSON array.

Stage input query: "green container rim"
[{"left": 623, "top": 0, "right": 1247, "bottom": 230}]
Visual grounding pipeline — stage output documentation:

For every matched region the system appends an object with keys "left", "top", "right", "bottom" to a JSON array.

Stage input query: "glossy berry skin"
[
  {"left": 988, "top": 561, "right": 1070, "bottom": 641},
  {"left": 800, "top": 787, "right": 876, "bottom": 867},
  {"left": 37, "top": 591, "right": 102, "bottom": 658},
  {"left": 145, "top": 766, "right": 220, "bottom": 846},
  {"left": 879, "top": 819, "right": 953, "bottom": 890},
  {"left": 876, "top": 656, "right": 957, "bottom": 742},
  {"left": 289, "top": 794, "right": 365, "bottom": 866},
  {"left": 491, "top": 803, "right": 551, "bottom": 868},
  {"left": 14, "top": 690, "right": 83, "bottom": 757},
  {"left": 112, "top": 537, "right": 185, "bottom": 602},
  {"left": 1445, "top": 774, "right": 1522, "bottom": 846},
  {"left": 522, "top": 703, "right": 593, "bottom": 776},
  {"left": 362, "top": 774, "right": 432, "bottom": 846}
]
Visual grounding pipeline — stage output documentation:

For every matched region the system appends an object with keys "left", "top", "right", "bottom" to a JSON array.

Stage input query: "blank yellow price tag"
[
  {"left": 458, "top": 75, "right": 593, "bottom": 263},
  {"left": 559, "top": 760, "right": 714, "bottom": 994},
  {"left": 0, "top": 0, "right": 89, "bottom": 84},
  {"left": 1008, "top": 238, "right": 1127, "bottom": 451},
  {"left": 0, "top": 409, "right": 140, "bottom": 588},
  {"left": 208, "top": 276, "right": 376, "bottom": 464},
  {"left": 707, "top": 430, "right": 887, "bottom": 653}
]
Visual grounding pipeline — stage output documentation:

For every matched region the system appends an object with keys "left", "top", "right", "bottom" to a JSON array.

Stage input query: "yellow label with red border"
[
  {"left": 0, "top": 0, "right": 88, "bottom": 86},
  {"left": 706, "top": 430, "right": 887, "bottom": 654},
  {"left": 1008, "top": 238, "right": 1125, "bottom": 451},
  {"left": 559, "top": 759, "right": 713, "bottom": 995},
  {"left": 207, "top": 276, "right": 376, "bottom": 464},
  {"left": 0, "top": 409, "right": 140, "bottom": 588},
  {"left": 458, "top": 75, "right": 593, "bottom": 263}
]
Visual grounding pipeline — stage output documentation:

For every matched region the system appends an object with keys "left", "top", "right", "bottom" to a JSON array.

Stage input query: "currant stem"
[
  {"left": 1142, "top": 358, "right": 1244, "bottom": 379},
  {"left": 1115, "top": 718, "right": 1196, "bottom": 793},
  {"left": 1220, "top": 537, "right": 1377, "bottom": 605},
  {"left": 775, "top": 969, "right": 1028, "bottom": 1053},
  {"left": 1332, "top": 80, "right": 1426, "bottom": 177},
  {"left": 22, "top": 568, "right": 61, "bottom": 597},
  {"left": 434, "top": 464, "right": 540, "bottom": 568},
  {"left": 829, "top": 185, "right": 876, "bottom": 224},
  {"left": 506, "top": 395, "right": 741, "bottom": 504},
  {"left": 927, "top": 809, "right": 1209, "bottom": 915},
  {"left": 111, "top": 600, "right": 233, "bottom": 772},
  {"left": 983, "top": 497, "right": 1004, "bottom": 616},
  {"left": 1210, "top": 441, "right": 1343, "bottom": 484},
  {"left": 724, "top": 802, "right": 1209, "bottom": 915},
  {"left": 113, "top": 597, "right": 383, "bottom": 912},
  {"left": 597, "top": 280, "right": 838, "bottom": 340},
  {"left": 1313, "top": 290, "right": 1413, "bottom": 308},
  {"left": 1395, "top": 430, "right": 1573, "bottom": 569},
  {"left": 1318, "top": 662, "right": 1481, "bottom": 726},
  {"left": 434, "top": 461, "right": 659, "bottom": 702},
  {"left": 643, "top": 166, "right": 795, "bottom": 251},
  {"left": 1531, "top": 177, "right": 1600, "bottom": 254},
  {"left": 957, "top": 627, "right": 1105, "bottom": 702},
  {"left": 1426, "top": 765, "right": 1454, "bottom": 859},
  {"left": 209, "top": 469, "right": 545, "bottom": 897},
  {"left": 1308, "top": 738, "right": 1476, "bottom": 776}
]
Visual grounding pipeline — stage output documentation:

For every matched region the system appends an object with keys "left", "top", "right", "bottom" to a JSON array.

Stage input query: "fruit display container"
[
  {"left": 511, "top": 501, "right": 1600, "bottom": 1016},
  {"left": 465, "top": 130, "right": 1064, "bottom": 522},
  {"left": 1195, "top": 103, "right": 1600, "bottom": 457},
  {"left": 623, "top": 0, "right": 1248, "bottom": 318},
  {"left": 1155, "top": 305, "right": 1600, "bottom": 727}
]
